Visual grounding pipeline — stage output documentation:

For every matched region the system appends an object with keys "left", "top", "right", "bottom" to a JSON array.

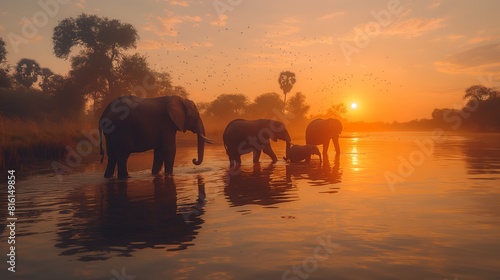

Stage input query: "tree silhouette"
[
  {"left": 278, "top": 71, "right": 296, "bottom": 113},
  {"left": 464, "top": 84, "right": 497, "bottom": 103},
  {"left": 286, "top": 92, "right": 310, "bottom": 119},
  {"left": 246, "top": 92, "right": 283, "bottom": 118},
  {"left": 115, "top": 53, "right": 153, "bottom": 94},
  {"left": 52, "top": 13, "right": 139, "bottom": 100},
  {"left": 39, "top": 68, "right": 64, "bottom": 95},
  {"left": 0, "top": 38, "right": 6, "bottom": 63},
  {"left": 326, "top": 103, "right": 347, "bottom": 121},
  {"left": 14, "top": 58, "right": 41, "bottom": 89},
  {"left": 203, "top": 94, "right": 248, "bottom": 120},
  {"left": 0, "top": 37, "right": 10, "bottom": 88}
]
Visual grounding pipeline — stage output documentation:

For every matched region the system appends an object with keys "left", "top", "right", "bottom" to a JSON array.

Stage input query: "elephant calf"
[{"left": 288, "top": 144, "right": 322, "bottom": 163}]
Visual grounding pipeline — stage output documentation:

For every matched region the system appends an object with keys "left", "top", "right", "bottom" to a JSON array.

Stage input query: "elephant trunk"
[{"left": 192, "top": 119, "right": 208, "bottom": 165}]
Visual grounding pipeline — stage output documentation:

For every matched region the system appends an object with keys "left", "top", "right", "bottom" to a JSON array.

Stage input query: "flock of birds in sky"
[{"left": 143, "top": 23, "right": 401, "bottom": 109}]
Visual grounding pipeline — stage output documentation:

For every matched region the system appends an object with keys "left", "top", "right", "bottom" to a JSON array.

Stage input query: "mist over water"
[{"left": 1, "top": 132, "right": 499, "bottom": 279}]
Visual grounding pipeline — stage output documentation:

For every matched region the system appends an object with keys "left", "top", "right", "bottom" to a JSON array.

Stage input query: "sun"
[{"left": 350, "top": 102, "right": 358, "bottom": 109}]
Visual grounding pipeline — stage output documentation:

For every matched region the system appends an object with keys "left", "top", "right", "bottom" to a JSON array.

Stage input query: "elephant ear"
[
  {"left": 167, "top": 96, "right": 186, "bottom": 132},
  {"left": 182, "top": 98, "right": 200, "bottom": 122}
]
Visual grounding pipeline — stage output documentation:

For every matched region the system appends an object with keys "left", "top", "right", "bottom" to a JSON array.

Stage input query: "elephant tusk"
[{"left": 199, "top": 134, "right": 213, "bottom": 144}]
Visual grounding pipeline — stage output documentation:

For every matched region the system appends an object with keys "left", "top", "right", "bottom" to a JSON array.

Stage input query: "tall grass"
[{"left": 0, "top": 116, "right": 90, "bottom": 170}]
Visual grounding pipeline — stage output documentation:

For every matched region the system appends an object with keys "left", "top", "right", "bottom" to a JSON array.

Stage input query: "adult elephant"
[
  {"left": 99, "top": 95, "right": 211, "bottom": 179},
  {"left": 223, "top": 119, "right": 291, "bottom": 167},
  {"left": 305, "top": 118, "right": 343, "bottom": 160}
]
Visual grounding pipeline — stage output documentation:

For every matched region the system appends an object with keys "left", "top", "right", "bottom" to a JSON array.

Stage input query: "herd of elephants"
[{"left": 98, "top": 95, "right": 343, "bottom": 179}]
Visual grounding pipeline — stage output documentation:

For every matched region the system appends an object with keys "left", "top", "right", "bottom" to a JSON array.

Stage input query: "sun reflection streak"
[{"left": 351, "top": 137, "right": 359, "bottom": 171}]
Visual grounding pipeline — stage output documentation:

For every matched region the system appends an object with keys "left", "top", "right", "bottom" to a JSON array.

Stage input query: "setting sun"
[{"left": 351, "top": 102, "right": 358, "bottom": 109}]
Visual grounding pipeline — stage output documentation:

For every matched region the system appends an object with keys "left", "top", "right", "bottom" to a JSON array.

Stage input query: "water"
[{"left": 1, "top": 132, "right": 499, "bottom": 280}]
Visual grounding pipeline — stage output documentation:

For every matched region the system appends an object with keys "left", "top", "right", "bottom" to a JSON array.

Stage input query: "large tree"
[
  {"left": 278, "top": 71, "right": 296, "bottom": 113},
  {"left": 115, "top": 53, "right": 153, "bottom": 95},
  {"left": 464, "top": 84, "right": 497, "bottom": 103},
  {"left": 52, "top": 13, "right": 139, "bottom": 100},
  {"left": 14, "top": 58, "right": 41, "bottom": 89}
]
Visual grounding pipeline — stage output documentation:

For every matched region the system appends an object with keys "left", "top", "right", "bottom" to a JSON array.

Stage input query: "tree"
[
  {"left": 149, "top": 71, "right": 189, "bottom": 98},
  {"left": 115, "top": 53, "right": 153, "bottom": 95},
  {"left": 53, "top": 13, "right": 139, "bottom": 100},
  {"left": 278, "top": 71, "right": 296, "bottom": 113},
  {"left": 0, "top": 37, "right": 6, "bottom": 63},
  {"left": 246, "top": 92, "right": 283, "bottom": 118},
  {"left": 325, "top": 103, "right": 347, "bottom": 120},
  {"left": 14, "top": 58, "right": 41, "bottom": 89},
  {"left": 204, "top": 94, "right": 248, "bottom": 120},
  {"left": 39, "top": 68, "right": 64, "bottom": 94},
  {"left": 0, "top": 37, "right": 10, "bottom": 88},
  {"left": 286, "top": 92, "right": 310, "bottom": 119},
  {"left": 464, "top": 85, "right": 495, "bottom": 103}
]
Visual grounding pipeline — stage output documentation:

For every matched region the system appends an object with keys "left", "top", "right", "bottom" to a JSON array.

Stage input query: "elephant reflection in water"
[
  {"left": 286, "top": 154, "right": 342, "bottom": 192},
  {"left": 55, "top": 176, "right": 206, "bottom": 260},
  {"left": 224, "top": 164, "right": 297, "bottom": 207}
]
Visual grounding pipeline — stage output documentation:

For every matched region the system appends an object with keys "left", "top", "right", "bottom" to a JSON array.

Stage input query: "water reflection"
[
  {"left": 224, "top": 163, "right": 297, "bottom": 207},
  {"left": 286, "top": 154, "right": 342, "bottom": 194},
  {"left": 461, "top": 134, "right": 500, "bottom": 177},
  {"left": 55, "top": 176, "right": 205, "bottom": 261}
]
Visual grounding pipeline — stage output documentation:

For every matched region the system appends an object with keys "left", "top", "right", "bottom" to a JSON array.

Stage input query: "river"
[{"left": 1, "top": 132, "right": 499, "bottom": 279}]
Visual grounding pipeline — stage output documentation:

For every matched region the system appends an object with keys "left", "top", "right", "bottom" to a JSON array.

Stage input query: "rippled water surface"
[{"left": 1, "top": 132, "right": 500, "bottom": 279}]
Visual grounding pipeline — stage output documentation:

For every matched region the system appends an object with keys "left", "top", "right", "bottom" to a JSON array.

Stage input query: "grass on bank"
[{"left": 0, "top": 116, "right": 92, "bottom": 170}]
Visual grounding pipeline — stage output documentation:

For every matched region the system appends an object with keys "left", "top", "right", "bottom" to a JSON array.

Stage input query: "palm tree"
[{"left": 278, "top": 71, "right": 296, "bottom": 113}]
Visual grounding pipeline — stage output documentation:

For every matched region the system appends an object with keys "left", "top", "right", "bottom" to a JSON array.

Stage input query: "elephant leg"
[
  {"left": 323, "top": 141, "right": 330, "bottom": 160},
  {"left": 164, "top": 145, "right": 176, "bottom": 176},
  {"left": 116, "top": 153, "right": 130, "bottom": 179},
  {"left": 229, "top": 151, "right": 239, "bottom": 167},
  {"left": 332, "top": 135, "right": 341, "bottom": 154},
  {"left": 263, "top": 144, "right": 278, "bottom": 163},
  {"left": 104, "top": 154, "right": 116, "bottom": 178},
  {"left": 253, "top": 149, "right": 262, "bottom": 163},
  {"left": 152, "top": 149, "right": 163, "bottom": 175}
]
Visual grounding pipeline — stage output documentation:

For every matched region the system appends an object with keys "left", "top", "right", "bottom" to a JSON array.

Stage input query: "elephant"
[
  {"left": 305, "top": 118, "right": 343, "bottom": 160},
  {"left": 98, "top": 95, "right": 211, "bottom": 179},
  {"left": 223, "top": 119, "right": 291, "bottom": 167},
  {"left": 288, "top": 144, "right": 322, "bottom": 163}
]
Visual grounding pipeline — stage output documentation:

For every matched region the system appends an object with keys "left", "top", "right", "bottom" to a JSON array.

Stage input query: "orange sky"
[{"left": 1, "top": 0, "right": 499, "bottom": 122}]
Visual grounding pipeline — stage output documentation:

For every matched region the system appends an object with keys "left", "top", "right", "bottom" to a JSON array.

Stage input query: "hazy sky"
[{"left": 1, "top": 0, "right": 499, "bottom": 122}]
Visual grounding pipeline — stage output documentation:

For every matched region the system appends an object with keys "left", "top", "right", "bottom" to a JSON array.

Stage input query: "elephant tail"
[{"left": 99, "top": 127, "right": 104, "bottom": 163}]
